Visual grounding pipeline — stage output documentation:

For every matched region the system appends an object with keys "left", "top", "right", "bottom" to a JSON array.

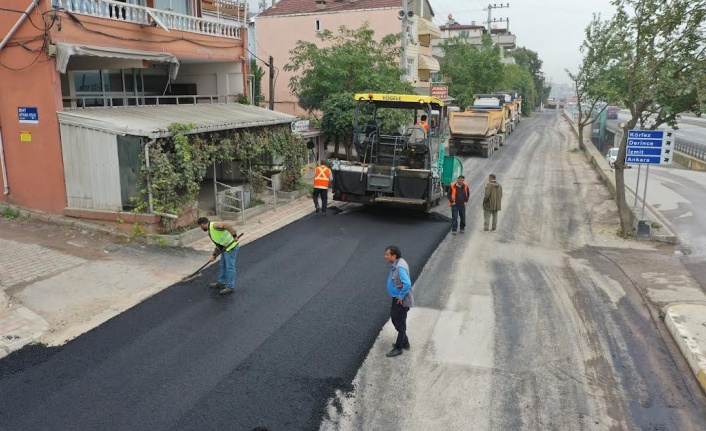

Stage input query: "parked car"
[{"left": 606, "top": 147, "right": 632, "bottom": 168}]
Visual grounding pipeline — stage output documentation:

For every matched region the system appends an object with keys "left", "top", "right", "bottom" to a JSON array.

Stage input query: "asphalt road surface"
[
  {"left": 321, "top": 112, "right": 706, "bottom": 430},
  {"left": 0, "top": 209, "right": 450, "bottom": 430},
  {"left": 2, "top": 112, "right": 706, "bottom": 431}
]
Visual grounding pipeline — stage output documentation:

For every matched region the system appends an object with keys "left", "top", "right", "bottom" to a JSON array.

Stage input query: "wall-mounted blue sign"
[{"left": 18, "top": 107, "right": 38, "bottom": 124}]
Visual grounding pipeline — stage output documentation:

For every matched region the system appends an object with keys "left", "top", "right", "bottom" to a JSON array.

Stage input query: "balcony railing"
[
  {"left": 62, "top": 94, "right": 245, "bottom": 109},
  {"left": 55, "top": 0, "right": 242, "bottom": 39}
]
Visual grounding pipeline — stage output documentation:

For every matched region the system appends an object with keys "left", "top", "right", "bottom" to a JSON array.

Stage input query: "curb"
[{"left": 664, "top": 303, "right": 706, "bottom": 395}]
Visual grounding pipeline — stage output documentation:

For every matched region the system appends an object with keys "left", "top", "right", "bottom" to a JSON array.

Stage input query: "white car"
[{"left": 606, "top": 147, "right": 632, "bottom": 168}]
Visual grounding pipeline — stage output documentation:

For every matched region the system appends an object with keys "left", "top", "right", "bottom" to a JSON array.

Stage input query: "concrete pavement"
[
  {"left": 570, "top": 112, "right": 706, "bottom": 397},
  {"left": 0, "top": 194, "right": 317, "bottom": 359}
]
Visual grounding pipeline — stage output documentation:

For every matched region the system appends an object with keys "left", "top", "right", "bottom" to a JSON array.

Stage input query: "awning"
[
  {"left": 55, "top": 43, "right": 180, "bottom": 80},
  {"left": 418, "top": 54, "right": 440, "bottom": 72},
  {"left": 418, "top": 19, "right": 442, "bottom": 38},
  {"left": 57, "top": 103, "right": 297, "bottom": 138}
]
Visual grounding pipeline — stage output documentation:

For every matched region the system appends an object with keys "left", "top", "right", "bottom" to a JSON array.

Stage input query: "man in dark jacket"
[
  {"left": 447, "top": 175, "right": 469, "bottom": 234},
  {"left": 483, "top": 174, "right": 503, "bottom": 231}
]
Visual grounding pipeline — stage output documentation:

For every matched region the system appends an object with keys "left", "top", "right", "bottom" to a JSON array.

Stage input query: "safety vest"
[
  {"left": 209, "top": 222, "right": 238, "bottom": 252},
  {"left": 313, "top": 165, "right": 332, "bottom": 189},
  {"left": 449, "top": 182, "right": 469, "bottom": 206},
  {"left": 416, "top": 121, "right": 429, "bottom": 131}
]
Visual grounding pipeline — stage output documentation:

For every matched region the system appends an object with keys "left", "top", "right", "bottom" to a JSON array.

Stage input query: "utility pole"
[
  {"left": 483, "top": 3, "right": 509, "bottom": 33},
  {"left": 400, "top": 0, "right": 408, "bottom": 82},
  {"left": 268, "top": 55, "right": 274, "bottom": 110}
]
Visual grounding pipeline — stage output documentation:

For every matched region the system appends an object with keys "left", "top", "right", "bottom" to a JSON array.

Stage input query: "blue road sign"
[
  {"left": 627, "top": 138, "right": 664, "bottom": 148},
  {"left": 627, "top": 130, "right": 664, "bottom": 140},
  {"left": 627, "top": 147, "right": 664, "bottom": 156},
  {"left": 626, "top": 155, "right": 668, "bottom": 164},
  {"left": 626, "top": 129, "right": 674, "bottom": 164}
]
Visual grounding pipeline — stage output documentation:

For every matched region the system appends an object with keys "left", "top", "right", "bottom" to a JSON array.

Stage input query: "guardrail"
[
  {"left": 675, "top": 136, "right": 706, "bottom": 162},
  {"left": 55, "top": 0, "right": 242, "bottom": 39}
]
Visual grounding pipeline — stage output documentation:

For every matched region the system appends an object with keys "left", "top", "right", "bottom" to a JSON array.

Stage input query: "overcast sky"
[{"left": 248, "top": 0, "right": 617, "bottom": 86}]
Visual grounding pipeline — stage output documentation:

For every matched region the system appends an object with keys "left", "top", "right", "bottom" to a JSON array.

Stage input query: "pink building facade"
[{"left": 255, "top": 0, "right": 440, "bottom": 116}]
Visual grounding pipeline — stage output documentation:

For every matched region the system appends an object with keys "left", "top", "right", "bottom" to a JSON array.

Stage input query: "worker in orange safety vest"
[
  {"left": 313, "top": 160, "right": 333, "bottom": 215},
  {"left": 447, "top": 175, "right": 469, "bottom": 234},
  {"left": 415, "top": 114, "right": 429, "bottom": 132}
]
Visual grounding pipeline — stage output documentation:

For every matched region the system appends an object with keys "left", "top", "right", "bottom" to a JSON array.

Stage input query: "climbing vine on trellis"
[{"left": 135, "top": 123, "right": 307, "bottom": 218}]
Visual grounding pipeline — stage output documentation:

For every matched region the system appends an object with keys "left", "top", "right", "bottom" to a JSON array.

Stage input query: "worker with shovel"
[{"left": 197, "top": 217, "right": 240, "bottom": 295}]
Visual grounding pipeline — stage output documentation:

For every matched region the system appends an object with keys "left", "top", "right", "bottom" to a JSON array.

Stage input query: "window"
[
  {"left": 406, "top": 59, "right": 415, "bottom": 77},
  {"left": 315, "top": 19, "right": 321, "bottom": 31},
  {"left": 460, "top": 30, "right": 469, "bottom": 38},
  {"left": 153, "top": 0, "right": 192, "bottom": 16}
]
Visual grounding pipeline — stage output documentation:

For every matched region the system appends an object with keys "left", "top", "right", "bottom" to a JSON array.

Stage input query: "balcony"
[{"left": 55, "top": 0, "right": 242, "bottom": 39}]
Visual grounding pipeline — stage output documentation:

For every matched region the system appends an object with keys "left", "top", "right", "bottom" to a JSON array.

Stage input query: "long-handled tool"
[{"left": 181, "top": 233, "right": 243, "bottom": 282}]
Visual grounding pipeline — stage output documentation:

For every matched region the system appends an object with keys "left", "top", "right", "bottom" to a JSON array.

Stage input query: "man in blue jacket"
[{"left": 384, "top": 245, "right": 414, "bottom": 357}]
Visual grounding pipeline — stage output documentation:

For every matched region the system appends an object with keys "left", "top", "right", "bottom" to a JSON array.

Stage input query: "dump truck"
[
  {"left": 448, "top": 98, "right": 504, "bottom": 158},
  {"left": 330, "top": 93, "right": 463, "bottom": 211},
  {"left": 546, "top": 98, "right": 557, "bottom": 109},
  {"left": 498, "top": 90, "right": 522, "bottom": 130}
]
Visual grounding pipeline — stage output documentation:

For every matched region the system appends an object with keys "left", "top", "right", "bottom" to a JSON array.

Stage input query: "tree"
[
  {"left": 320, "top": 93, "right": 357, "bottom": 160},
  {"left": 501, "top": 64, "right": 537, "bottom": 116},
  {"left": 587, "top": 0, "right": 706, "bottom": 235},
  {"left": 284, "top": 24, "right": 413, "bottom": 112},
  {"left": 507, "top": 47, "right": 549, "bottom": 109},
  {"left": 440, "top": 35, "right": 504, "bottom": 108},
  {"left": 567, "top": 14, "right": 616, "bottom": 151},
  {"left": 250, "top": 58, "right": 266, "bottom": 106}
]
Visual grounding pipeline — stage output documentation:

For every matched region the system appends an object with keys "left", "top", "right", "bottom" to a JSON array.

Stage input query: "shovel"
[{"left": 181, "top": 233, "right": 243, "bottom": 282}]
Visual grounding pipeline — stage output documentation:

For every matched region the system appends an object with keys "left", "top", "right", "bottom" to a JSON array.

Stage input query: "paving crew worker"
[
  {"left": 415, "top": 114, "right": 429, "bottom": 132},
  {"left": 313, "top": 160, "right": 333, "bottom": 215},
  {"left": 448, "top": 175, "right": 470, "bottom": 234},
  {"left": 385, "top": 245, "right": 413, "bottom": 358},
  {"left": 483, "top": 173, "right": 503, "bottom": 231},
  {"left": 198, "top": 217, "right": 240, "bottom": 295}
]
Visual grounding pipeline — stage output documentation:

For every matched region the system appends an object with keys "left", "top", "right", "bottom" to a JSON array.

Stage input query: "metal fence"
[{"left": 675, "top": 136, "right": 706, "bottom": 162}]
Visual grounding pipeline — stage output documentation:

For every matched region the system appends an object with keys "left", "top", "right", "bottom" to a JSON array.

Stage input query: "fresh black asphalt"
[{"left": 0, "top": 207, "right": 450, "bottom": 431}]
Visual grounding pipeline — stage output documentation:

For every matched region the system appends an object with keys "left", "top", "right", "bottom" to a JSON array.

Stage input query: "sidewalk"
[
  {"left": 566, "top": 115, "right": 706, "bottom": 395},
  {"left": 0, "top": 194, "right": 317, "bottom": 359}
]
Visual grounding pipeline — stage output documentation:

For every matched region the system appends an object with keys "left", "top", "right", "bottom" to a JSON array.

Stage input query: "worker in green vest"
[{"left": 198, "top": 217, "right": 240, "bottom": 295}]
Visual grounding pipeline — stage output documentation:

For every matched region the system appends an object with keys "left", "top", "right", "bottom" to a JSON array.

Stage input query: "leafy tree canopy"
[
  {"left": 501, "top": 64, "right": 537, "bottom": 116},
  {"left": 284, "top": 24, "right": 414, "bottom": 112},
  {"left": 439, "top": 35, "right": 504, "bottom": 108}
]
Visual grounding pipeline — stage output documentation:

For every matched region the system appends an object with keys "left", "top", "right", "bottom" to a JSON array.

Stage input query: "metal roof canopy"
[
  {"left": 57, "top": 104, "right": 297, "bottom": 139},
  {"left": 55, "top": 43, "right": 180, "bottom": 80},
  {"left": 354, "top": 93, "right": 444, "bottom": 110}
]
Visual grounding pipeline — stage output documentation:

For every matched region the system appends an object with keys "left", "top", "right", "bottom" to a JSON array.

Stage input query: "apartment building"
[
  {"left": 255, "top": 0, "right": 442, "bottom": 115},
  {"left": 0, "top": 0, "right": 294, "bottom": 226},
  {"left": 433, "top": 15, "right": 516, "bottom": 59}
]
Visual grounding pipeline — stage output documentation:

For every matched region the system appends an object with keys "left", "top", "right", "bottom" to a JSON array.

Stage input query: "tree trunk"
[
  {"left": 344, "top": 139, "right": 353, "bottom": 161},
  {"left": 614, "top": 120, "right": 637, "bottom": 236},
  {"left": 577, "top": 126, "right": 585, "bottom": 151},
  {"left": 333, "top": 136, "right": 340, "bottom": 158}
]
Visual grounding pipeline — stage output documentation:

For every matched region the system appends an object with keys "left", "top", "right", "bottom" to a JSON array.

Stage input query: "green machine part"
[{"left": 442, "top": 156, "right": 463, "bottom": 187}]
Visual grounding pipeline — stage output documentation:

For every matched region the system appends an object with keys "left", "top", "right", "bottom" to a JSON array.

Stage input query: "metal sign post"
[
  {"left": 633, "top": 164, "right": 641, "bottom": 208},
  {"left": 641, "top": 164, "right": 649, "bottom": 219}
]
